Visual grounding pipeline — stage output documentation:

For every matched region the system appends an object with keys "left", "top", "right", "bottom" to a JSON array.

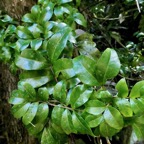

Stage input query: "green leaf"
[
  {"left": 115, "top": 98, "right": 133, "bottom": 117},
  {"left": 133, "top": 123, "right": 144, "bottom": 140},
  {"left": 34, "top": 103, "right": 49, "bottom": 123},
  {"left": 11, "top": 103, "right": 31, "bottom": 119},
  {"left": 61, "top": 109, "right": 76, "bottom": 134},
  {"left": 135, "top": 114, "right": 144, "bottom": 125},
  {"left": 16, "top": 26, "right": 33, "bottom": 39},
  {"left": 51, "top": 105, "right": 64, "bottom": 127},
  {"left": 53, "top": 58, "right": 75, "bottom": 78},
  {"left": 22, "top": 102, "right": 39, "bottom": 125},
  {"left": 22, "top": 13, "right": 35, "bottom": 23},
  {"left": 38, "top": 87, "right": 49, "bottom": 101},
  {"left": 58, "top": 0, "right": 72, "bottom": 4},
  {"left": 31, "top": 5, "right": 40, "bottom": 17},
  {"left": 54, "top": 6, "right": 64, "bottom": 18},
  {"left": 100, "top": 121, "right": 118, "bottom": 137},
  {"left": 9, "top": 97, "right": 25, "bottom": 105},
  {"left": 15, "top": 49, "right": 47, "bottom": 70},
  {"left": 104, "top": 106, "right": 123, "bottom": 130},
  {"left": 85, "top": 100, "right": 106, "bottom": 115},
  {"left": 26, "top": 123, "right": 44, "bottom": 135},
  {"left": 95, "top": 48, "right": 121, "bottom": 84},
  {"left": 40, "top": 2, "right": 54, "bottom": 22},
  {"left": 30, "top": 39, "right": 43, "bottom": 50},
  {"left": 85, "top": 114, "right": 103, "bottom": 128},
  {"left": 41, "top": 127, "right": 58, "bottom": 144},
  {"left": 16, "top": 39, "right": 30, "bottom": 51},
  {"left": 73, "top": 55, "right": 99, "bottom": 86},
  {"left": 47, "top": 27, "right": 71, "bottom": 62},
  {"left": 116, "top": 78, "right": 129, "bottom": 98},
  {"left": 70, "top": 85, "right": 92, "bottom": 108},
  {"left": 53, "top": 80, "right": 67, "bottom": 103},
  {"left": 130, "top": 81, "right": 144, "bottom": 98},
  {"left": 19, "top": 70, "right": 53, "bottom": 88},
  {"left": 130, "top": 98, "right": 144, "bottom": 114},
  {"left": 73, "top": 13, "right": 87, "bottom": 27},
  {"left": 72, "top": 112, "right": 94, "bottom": 136}
]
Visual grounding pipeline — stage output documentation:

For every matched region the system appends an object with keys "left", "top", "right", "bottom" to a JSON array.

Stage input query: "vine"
[{"left": 0, "top": 0, "right": 144, "bottom": 143}]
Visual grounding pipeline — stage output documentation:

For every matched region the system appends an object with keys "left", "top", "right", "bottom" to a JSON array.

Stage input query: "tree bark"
[{"left": 0, "top": 0, "right": 38, "bottom": 144}]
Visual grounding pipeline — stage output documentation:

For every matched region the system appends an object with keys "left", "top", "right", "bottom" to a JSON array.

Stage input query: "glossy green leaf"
[
  {"left": 116, "top": 78, "right": 129, "bottom": 98},
  {"left": 58, "top": 0, "right": 72, "bottom": 4},
  {"left": 70, "top": 85, "right": 92, "bottom": 108},
  {"left": 51, "top": 122, "right": 65, "bottom": 134},
  {"left": 22, "top": 102, "right": 39, "bottom": 125},
  {"left": 133, "top": 123, "right": 144, "bottom": 140},
  {"left": 130, "top": 98, "right": 144, "bottom": 114},
  {"left": 30, "top": 39, "right": 43, "bottom": 50},
  {"left": 16, "top": 26, "right": 33, "bottom": 39},
  {"left": 19, "top": 70, "right": 53, "bottom": 88},
  {"left": 85, "top": 114, "right": 103, "bottom": 128},
  {"left": 15, "top": 49, "right": 47, "bottom": 70},
  {"left": 40, "top": 2, "right": 54, "bottom": 22},
  {"left": 9, "top": 97, "right": 25, "bottom": 105},
  {"left": 115, "top": 98, "right": 133, "bottom": 117},
  {"left": 34, "top": 103, "right": 49, "bottom": 123},
  {"left": 61, "top": 109, "right": 76, "bottom": 134},
  {"left": 26, "top": 122, "right": 44, "bottom": 135},
  {"left": 16, "top": 39, "right": 30, "bottom": 51},
  {"left": 51, "top": 105, "right": 64, "bottom": 126},
  {"left": 53, "top": 58, "right": 75, "bottom": 78},
  {"left": 22, "top": 13, "right": 35, "bottom": 23},
  {"left": 100, "top": 121, "right": 118, "bottom": 137},
  {"left": 54, "top": 6, "right": 63, "bottom": 17},
  {"left": 41, "top": 127, "right": 58, "bottom": 144},
  {"left": 38, "top": 87, "right": 49, "bottom": 101},
  {"left": 53, "top": 80, "right": 67, "bottom": 103},
  {"left": 47, "top": 27, "right": 71, "bottom": 62},
  {"left": 135, "top": 114, "right": 144, "bottom": 125},
  {"left": 11, "top": 103, "right": 31, "bottom": 119},
  {"left": 73, "top": 55, "right": 99, "bottom": 86},
  {"left": 31, "top": 5, "right": 40, "bottom": 17},
  {"left": 104, "top": 106, "right": 123, "bottom": 130},
  {"left": 95, "top": 48, "right": 121, "bottom": 84},
  {"left": 73, "top": 13, "right": 87, "bottom": 27},
  {"left": 72, "top": 112, "right": 94, "bottom": 136},
  {"left": 85, "top": 100, "right": 106, "bottom": 115},
  {"left": 130, "top": 81, "right": 144, "bottom": 98}
]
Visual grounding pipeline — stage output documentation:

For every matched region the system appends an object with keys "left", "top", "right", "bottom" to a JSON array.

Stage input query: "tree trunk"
[{"left": 0, "top": 0, "right": 38, "bottom": 144}]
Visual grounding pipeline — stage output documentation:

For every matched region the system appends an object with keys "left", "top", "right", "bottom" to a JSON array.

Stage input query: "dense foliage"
[{"left": 1, "top": 0, "right": 144, "bottom": 143}]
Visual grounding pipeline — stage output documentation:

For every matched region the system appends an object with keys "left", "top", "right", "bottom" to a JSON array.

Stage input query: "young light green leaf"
[
  {"left": 70, "top": 85, "right": 92, "bottom": 108},
  {"left": 85, "top": 100, "right": 106, "bottom": 115},
  {"left": 38, "top": 87, "right": 49, "bottom": 101},
  {"left": 16, "top": 26, "right": 33, "bottom": 39},
  {"left": 53, "top": 80, "right": 67, "bottom": 103},
  {"left": 133, "top": 123, "right": 144, "bottom": 140},
  {"left": 135, "top": 114, "right": 144, "bottom": 125},
  {"left": 115, "top": 98, "right": 133, "bottom": 117},
  {"left": 58, "top": 0, "right": 72, "bottom": 4},
  {"left": 96, "top": 48, "right": 121, "bottom": 85},
  {"left": 30, "top": 38, "right": 43, "bottom": 50},
  {"left": 47, "top": 27, "right": 71, "bottom": 62},
  {"left": 73, "top": 55, "right": 99, "bottom": 86},
  {"left": 61, "top": 109, "right": 77, "bottom": 134},
  {"left": 9, "top": 97, "right": 25, "bottom": 105},
  {"left": 104, "top": 106, "right": 123, "bottom": 130},
  {"left": 100, "top": 121, "right": 118, "bottom": 137},
  {"left": 130, "top": 81, "right": 144, "bottom": 98},
  {"left": 53, "top": 58, "right": 75, "bottom": 78},
  {"left": 15, "top": 49, "right": 47, "bottom": 70},
  {"left": 19, "top": 70, "right": 53, "bottom": 88},
  {"left": 22, "top": 102, "right": 39, "bottom": 125},
  {"left": 34, "top": 103, "right": 49, "bottom": 123},
  {"left": 11, "top": 103, "right": 31, "bottom": 119},
  {"left": 116, "top": 78, "right": 129, "bottom": 98},
  {"left": 85, "top": 114, "right": 103, "bottom": 128}
]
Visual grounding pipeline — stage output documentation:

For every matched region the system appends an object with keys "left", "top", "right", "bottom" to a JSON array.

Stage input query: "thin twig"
[{"left": 106, "top": 137, "right": 111, "bottom": 144}]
